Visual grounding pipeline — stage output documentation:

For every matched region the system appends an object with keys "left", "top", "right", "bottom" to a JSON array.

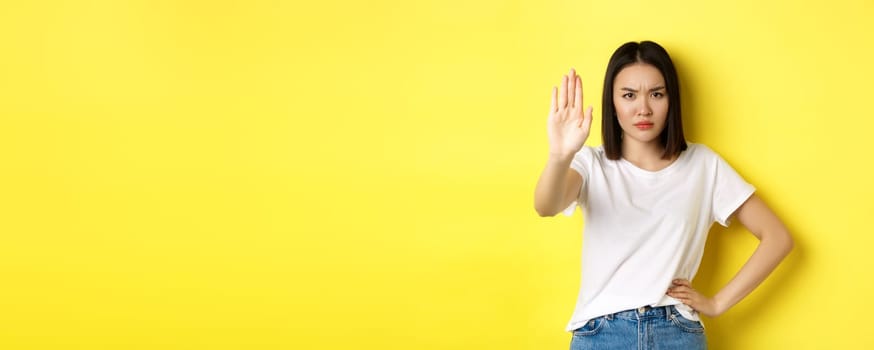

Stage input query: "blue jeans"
[{"left": 569, "top": 305, "right": 707, "bottom": 350}]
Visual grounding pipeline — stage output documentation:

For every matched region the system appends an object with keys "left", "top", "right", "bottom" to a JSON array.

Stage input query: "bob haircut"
[{"left": 601, "top": 41, "right": 687, "bottom": 160}]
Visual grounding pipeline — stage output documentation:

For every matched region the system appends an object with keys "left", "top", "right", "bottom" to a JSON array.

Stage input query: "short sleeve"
[
  {"left": 561, "top": 147, "right": 593, "bottom": 217},
  {"left": 712, "top": 153, "right": 756, "bottom": 227}
]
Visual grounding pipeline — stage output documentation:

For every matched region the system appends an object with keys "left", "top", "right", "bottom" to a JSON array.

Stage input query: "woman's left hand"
[{"left": 665, "top": 279, "right": 722, "bottom": 317}]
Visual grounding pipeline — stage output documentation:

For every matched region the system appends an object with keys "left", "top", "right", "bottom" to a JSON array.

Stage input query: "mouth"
[{"left": 633, "top": 122, "right": 654, "bottom": 130}]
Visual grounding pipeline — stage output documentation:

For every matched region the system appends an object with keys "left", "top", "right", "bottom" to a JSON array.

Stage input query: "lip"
[{"left": 634, "top": 122, "right": 654, "bottom": 130}]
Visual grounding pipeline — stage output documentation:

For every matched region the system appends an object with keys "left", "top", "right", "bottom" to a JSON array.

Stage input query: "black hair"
[{"left": 601, "top": 41, "right": 687, "bottom": 160}]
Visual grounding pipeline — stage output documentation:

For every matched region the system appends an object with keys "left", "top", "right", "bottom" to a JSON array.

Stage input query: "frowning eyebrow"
[{"left": 620, "top": 86, "right": 666, "bottom": 92}]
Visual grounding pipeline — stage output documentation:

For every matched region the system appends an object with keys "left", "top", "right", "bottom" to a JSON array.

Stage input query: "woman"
[{"left": 533, "top": 41, "right": 794, "bottom": 349}]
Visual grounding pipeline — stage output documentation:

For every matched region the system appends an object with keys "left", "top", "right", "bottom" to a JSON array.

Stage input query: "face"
[{"left": 613, "top": 63, "right": 669, "bottom": 146}]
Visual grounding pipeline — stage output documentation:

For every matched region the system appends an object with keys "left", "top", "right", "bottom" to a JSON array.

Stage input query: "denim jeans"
[{"left": 569, "top": 305, "right": 707, "bottom": 350}]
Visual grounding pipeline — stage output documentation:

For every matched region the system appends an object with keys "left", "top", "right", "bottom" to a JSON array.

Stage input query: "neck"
[
  {"left": 621, "top": 136, "right": 677, "bottom": 171},
  {"left": 622, "top": 136, "right": 664, "bottom": 162}
]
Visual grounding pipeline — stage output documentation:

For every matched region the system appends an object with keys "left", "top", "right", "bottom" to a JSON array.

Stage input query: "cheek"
[
  {"left": 614, "top": 102, "right": 635, "bottom": 120},
  {"left": 658, "top": 99, "right": 669, "bottom": 111},
  {"left": 655, "top": 102, "right": 670, "bottom": 120}
]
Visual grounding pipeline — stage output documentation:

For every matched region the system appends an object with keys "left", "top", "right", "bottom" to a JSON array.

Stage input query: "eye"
[
  {"left": 652, "top": 92, "right": 665, "bottom": 98},
  {"left": 622, "top": 92, "right": 635, "bottom": 99}
]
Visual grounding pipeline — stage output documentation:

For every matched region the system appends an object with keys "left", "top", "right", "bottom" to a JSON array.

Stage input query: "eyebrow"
[{"left": 620, "top": 86, "right": 666, "bottom": 92}]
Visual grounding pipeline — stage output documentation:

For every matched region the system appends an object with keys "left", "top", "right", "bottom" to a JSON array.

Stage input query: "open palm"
[{"left": 547, "top": 68, "right": 593, "bottom": 157}]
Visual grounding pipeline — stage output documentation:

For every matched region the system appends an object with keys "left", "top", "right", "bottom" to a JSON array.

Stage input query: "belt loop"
[
  {"left": 665, "top": 305, "right": 672, "bottom": 321},
  {"left": 606, "top": 312, "right": 613, "bottom": 321}
]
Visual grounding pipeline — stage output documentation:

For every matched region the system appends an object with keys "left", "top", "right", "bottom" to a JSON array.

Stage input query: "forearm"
[
  {"left": 712, "top": 229, "right": 794, "bottom": 315},
  {"left": 534, "top": 154, "right": 574, "bottom": 216}
]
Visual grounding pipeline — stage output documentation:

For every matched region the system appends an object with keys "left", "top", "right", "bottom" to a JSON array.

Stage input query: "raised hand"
[{"left": 547, "top": 68, "right": 593, "bottom": 158}]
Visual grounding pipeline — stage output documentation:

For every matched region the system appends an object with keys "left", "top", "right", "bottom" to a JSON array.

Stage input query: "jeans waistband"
[{"left": 604, "top": 305, "right": 674, "bottom": 321}]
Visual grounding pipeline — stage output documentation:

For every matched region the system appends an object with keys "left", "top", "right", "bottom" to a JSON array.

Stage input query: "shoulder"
[
  {"left": 570, "top": 145, "right": 607, "bottom": 174},
  {"left": 685, "top": 142, "right": 713, "bottom": 156},
  {"left": 683, "top": 143, "right": 744, "bottom": 175},
  {"left": 574, "top": 145, "right": 612, "bottom": 166},
  {"left": 576, "top": 144, "right": 606, "bottom": 159},
  {"left": 683, "top": 142, "right": 722, "bottom": 162}
]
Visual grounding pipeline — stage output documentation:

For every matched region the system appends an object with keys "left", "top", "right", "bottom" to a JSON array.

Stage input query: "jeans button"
[{"left": 637, "top": 307, "right": 646, "bottom": 314}]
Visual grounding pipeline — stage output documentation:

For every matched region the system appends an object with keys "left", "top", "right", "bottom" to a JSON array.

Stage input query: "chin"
[{"left": 623, "top": 130, "right": 664, "bottom": 144}]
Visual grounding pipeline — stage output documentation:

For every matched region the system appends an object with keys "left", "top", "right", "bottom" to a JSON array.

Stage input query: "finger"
[
  {"left": 669, "top": 285, "right": 693, "bottom": 293},
  {"left": 550, "top": 86, "right": 557, "bottom": 113},
  {"left": 568, "top": 68, "right": 576, "bottom": 108},
  {"left": 559, "top": 75, "right": 568, "bottom": 108},
  {"left": 574, "top": 75, "right": 583, "bottom": 109},
  {"left": 673, "top": 296, "right": 690, "bottom": 303},
  {"left": 668, "top": 291, "right": 693, "bottom": 299},
  {"left": 672, "top": 279, "right": 692, "bottom": 287},
  {"left": 580, "top": 105, "right": 593, "bottom": 128}
]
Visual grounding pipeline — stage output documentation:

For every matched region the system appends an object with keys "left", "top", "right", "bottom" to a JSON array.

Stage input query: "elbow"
[
  {"left": 772, "top": 228, "right": 795, "bottom": 257},
  {"left": 759, "top": 227, "right": 794, "bottom": 258},
  {"left": 533, "top": 196, "right": 558, "bottom": 217},
  {"left": 534, "top": 205, "right": 556, "bottom": 217},
  {"left": 534, "top": 202, "right": 558, "bottom": 217},
  {"left": 783, "top": 230, "right": 795, "bottom": 256}
]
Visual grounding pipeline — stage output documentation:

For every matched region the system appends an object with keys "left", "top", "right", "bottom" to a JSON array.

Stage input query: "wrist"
[{"left": 548, "top": 151, "right": 575, "bottom": 163}]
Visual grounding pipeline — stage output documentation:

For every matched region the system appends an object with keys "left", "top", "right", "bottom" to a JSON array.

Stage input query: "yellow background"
[{"left": 0, "top": 0, "right": 870, "bottom": 349}]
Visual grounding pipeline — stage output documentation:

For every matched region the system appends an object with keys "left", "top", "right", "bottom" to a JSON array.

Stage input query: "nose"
[{"left": 637, "top": 98, "right": 653, "bottom": 116}]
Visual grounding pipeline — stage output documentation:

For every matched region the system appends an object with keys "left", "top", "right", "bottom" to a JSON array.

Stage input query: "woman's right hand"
[{"left": 547, "top": 68, "right": 593, "bottom": 158}]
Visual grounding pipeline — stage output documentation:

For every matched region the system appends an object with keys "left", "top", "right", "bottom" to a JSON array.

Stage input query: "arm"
[
  {"left": 534, "top": 159, "right": 582, "bottom": 217},
  {"left": 533, "top": 68, "right": 593, "bottom": 217},
  {"left": 667, "top": 194, "right": 794, "bottom": 317}
]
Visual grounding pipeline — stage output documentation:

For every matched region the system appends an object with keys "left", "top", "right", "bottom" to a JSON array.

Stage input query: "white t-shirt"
[{"left": 561, "top": 143, "right": 755, "bottom": 332}]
